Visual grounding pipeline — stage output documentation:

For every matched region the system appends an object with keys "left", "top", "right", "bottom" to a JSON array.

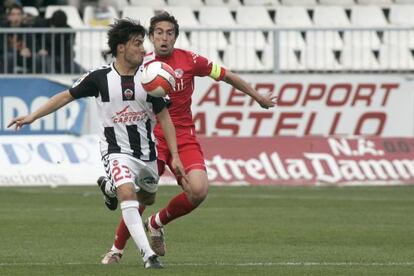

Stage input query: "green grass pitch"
[{"left": 1, "top": 185, "right": 414, "bottom": 275}]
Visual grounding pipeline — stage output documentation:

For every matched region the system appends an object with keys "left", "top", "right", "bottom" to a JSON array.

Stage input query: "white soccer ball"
[{"left": 141, "top": 61, "right": 176, "bottom": 97}]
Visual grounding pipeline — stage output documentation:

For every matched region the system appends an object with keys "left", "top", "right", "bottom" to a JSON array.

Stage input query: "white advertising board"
[{"left": 191, "top": 74, "right": 414, "bottom": 137}]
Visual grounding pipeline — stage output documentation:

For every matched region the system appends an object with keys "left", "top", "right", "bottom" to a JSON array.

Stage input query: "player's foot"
[
  {"left": 101, "top": 250, "right": 122, "bottom": 264},
  {"left": 144, "top": 255, "right": 163, "bottom": 269},
  {"left": 144, "top": 217, "right": 166, "bottom": 256},
  {"left": 97, "top": 176, "right": 118, "bottom": 211}
]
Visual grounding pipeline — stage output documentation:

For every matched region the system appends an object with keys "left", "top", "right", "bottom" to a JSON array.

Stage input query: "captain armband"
[{"left": 209, "top": 63, "right": 225, "bottom": 81}]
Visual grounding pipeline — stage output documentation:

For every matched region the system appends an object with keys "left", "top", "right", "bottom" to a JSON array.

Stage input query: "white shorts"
[{"left": 102, "top": 153, "right": 159, "bottom": 194}]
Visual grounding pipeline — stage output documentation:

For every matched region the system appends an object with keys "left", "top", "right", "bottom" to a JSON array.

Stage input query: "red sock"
[
  {"left": 113, "top": 204, "right": 146, "bottom": 250},
  {"left": 150, "top": 192, "right": 194, "bottom": 229}
]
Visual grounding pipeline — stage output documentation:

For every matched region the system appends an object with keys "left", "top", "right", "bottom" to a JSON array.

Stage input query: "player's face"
[
  {"left": 150, "top": 21, "right": 177, "bottom": 57},
  {"left": 123, "top": 35, "right": 145, "bottom": 67}
]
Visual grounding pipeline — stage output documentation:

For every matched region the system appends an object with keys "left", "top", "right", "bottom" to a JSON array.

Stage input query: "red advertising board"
[{"left": 198, "top": 136, "right": 414, "bottom": 186}]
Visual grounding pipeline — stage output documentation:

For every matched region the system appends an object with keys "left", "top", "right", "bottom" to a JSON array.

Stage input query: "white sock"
[{"left": 120, "top": 200, "right": 155, "bottom": 261}]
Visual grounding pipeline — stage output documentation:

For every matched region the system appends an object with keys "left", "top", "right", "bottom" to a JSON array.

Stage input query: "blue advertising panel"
[{"left": 0, "top": 78, "right": 86, "bottom": 135}]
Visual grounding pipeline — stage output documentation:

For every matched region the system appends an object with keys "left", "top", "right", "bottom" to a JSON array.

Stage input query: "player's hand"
[
  {"left": 171, "top": 155, "right": 189, "bottom": 187},
  {"left": 257, "top": 94, "right": 278, "bottom": 109},
  {"left": 7, "top": 115, "right": 34, "bottom": 131}
]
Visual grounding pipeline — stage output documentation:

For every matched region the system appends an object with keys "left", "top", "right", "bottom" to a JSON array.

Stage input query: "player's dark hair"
[
  {"left": 149, "top": 11, "right": 179, "bottom": 38},
  {"left": 7, "top": 3, "right": 23, "bottom": 15},
  {"left": 107, "top": 18, "right": 146, "bottom": 57}
]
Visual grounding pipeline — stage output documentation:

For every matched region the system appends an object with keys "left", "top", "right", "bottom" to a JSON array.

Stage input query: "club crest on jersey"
[
  {"left": 174, "top": 68, "right": 184, "bottom": 79},
  {"left": 112, "top": 160, "right": 119, "bottom": 166},
  {"left": 123, "top": 88, "right": 134, "bottom": 100}
]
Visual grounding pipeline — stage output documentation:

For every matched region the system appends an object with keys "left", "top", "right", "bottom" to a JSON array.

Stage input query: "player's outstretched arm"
[
  {"left": 222, "top": 70, "right": 277, "bottom": 109},
  {"left": 156, "top": 108, "right": 189, "bottom": 184},
  {"left": 7, "top": 90, "right": 75, "bottom": 131}
]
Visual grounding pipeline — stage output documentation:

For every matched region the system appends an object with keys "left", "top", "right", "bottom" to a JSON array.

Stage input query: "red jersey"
[{"left": 144, "top": 48, "right": 226, "bottom": 135}]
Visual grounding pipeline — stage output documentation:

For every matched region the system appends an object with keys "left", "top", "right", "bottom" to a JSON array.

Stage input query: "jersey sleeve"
[
  {"left": 147, "top": 95, "right": 168, "bottom": 114},
  {"left": 69, "top": 71, "right": 99, "bottom": 99},
  {"left": 190, "top": 51, "right": 226, "bottom": 81}
]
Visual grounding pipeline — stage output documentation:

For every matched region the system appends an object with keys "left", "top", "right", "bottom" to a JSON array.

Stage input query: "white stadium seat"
[
  {"left": 389, "top": 5, "right": 414, "bottom": 26},
  {"left": 383, "top": 30, "right": 414, "bottom": 47},
  {"left": 130, "top": 0, "right": 166, "bottom": 6},
  {"left": 162, "top": 7, "right": 199, "bottom": 28},
  {"left": 243, "top": 0, "right": 279, "bottom": 5},
  {"left": 319, "top": 0, "right": 355, "bottom": 5},
  {"left": 379, "top": 45, "right": 414, "bottom": 70},
  {"left": 350, "top": 6, "right": 388, "bottom": 27},
  {"left": 99, "top": 0, "right": 129, "bottom": 12},
  {"left": 281, "top": 0, "right": 317, "bottom": 5},
  {"left": 204, "top": 0, "right": 241, "bottom": 6},
  {"left": 313, "top": 6, "right": 350, "bottom": 27},
  {"left": 122, "top": 7, "right": 155, "bottom": 27},
  {"left": 198, "top": 7, "right": 236, "bottom": 27},
  {"left": 223, "top": 45, "right": 265, "bottom": 71},
  {"left": 357, "top": 0, "right": 393, "bottom": 4},
  {"left": 45, "top": 5, "right": 84, "bottom": 28},
  {"left": 341, "top": 45, "right": 380, "bottom": 70},
  {"left": 23, "top": 6, "right": 39, "bottom": 17},
  {"left": 302, "top": 46, "right": 341, "bottom": 71},
  {"left": 276, "top": 6, "right": 312, "bottom": 26},
  {"left": 168, "top": 0, "right": 204, "bottom": 6},
  {"left": 263, "top": 45, "right": 306, "bottom": 71},
  {"left": 236, "top": 6, "right": 274, "bottom": 27},
  {"left": 394, "top": 0, "right": 414, "bottom": 4}
]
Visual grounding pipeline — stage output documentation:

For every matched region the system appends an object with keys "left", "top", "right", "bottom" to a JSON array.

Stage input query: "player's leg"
[
  {"left": 101, "top": 154, "right": 162, "bottom": 268},
  {"left": 146, "top": 142, "right": 208, "bottom": 256}
]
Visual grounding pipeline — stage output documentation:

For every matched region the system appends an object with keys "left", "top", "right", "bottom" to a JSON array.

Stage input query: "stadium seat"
[
  {"left": 281, "top": 0, "right": 317, "bottom": 5},
  {"left": 100, "top": 0, "right": 129, "bottom": 12},
  {"left": 350, "top": 6, "right": 388, "bottom": 27},
  {"left": 23, "top": 6, "right": 39, "bottom": 17},
  {"left": 122, "top": 7, "right": 155, "bottom": 27},
  {"left": 74, "top": 31, "right": 107, "bottom": 69},
  {"left": 83, "top": 6, "right": 118, "bottom": 27},
  {"left": 204, "top": 0, "right": 241, "bottom": 6},
  {"left": 383, "top": 30, "right": 414, "bottom": 48},
  {"left": 243, "top": 0, "right": 279, "bottom": 6},
  {"left": 130, "top": 0, "right": 166, "bottom": 6},
  {"left": 162, "top": 7, "right": 199, "bottom": 28},
  {"left": 378, "top": 44, "right": 414, "bottom": 70},
  {"left": 263, "top": 44, "right": 306, "bottom": 71},
  {"left": 394, "top": 0, "right": 414, "bottom": 4},
  {"left": 341, "top": 45, "right": 380, "bottom": 70},
  {"left": 45, "top": 6, "right": 84, "bottom": 28},
  {"left": 236, "top": 6, "right": 274, "bottom": 26},
  {"left": 223, "top": 45, "right": 265, "bottom": 71},
  {"left": 275, "top": 6, "right": 312, "bottom": 26},
  {"left": 306, "top": 31, "right": 343, "bottom": 50},
  {"left": 313, "top": 6, "right": 350, "bottom": 27},
  {"left": 233, "top": 6, "right": 273, "bottom": 49},
  {"left": 168, "top": 0, "right": 204, "bottom": 6},
  {"left": 343, "top": 30, "right": 382, "bottom": 49},
  {"left": 302, "top": 46, "right": 341, "bottom": 71},
  {"left": 389, "top": 5, "right": 414, "bottom": 26},
  {"left": 198, "top": 7, "right": 236, "bottom": 27},
  {"left": 357, "top": 0, "right": 393, "bottom": 4},
  {"left": 319, "top": 0, "right": 355, "bottom": 5}
]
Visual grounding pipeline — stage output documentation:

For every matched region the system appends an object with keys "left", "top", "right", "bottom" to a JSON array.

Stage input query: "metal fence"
[{"left": 1, "top": 26, "right": 413, "bottom": 75}]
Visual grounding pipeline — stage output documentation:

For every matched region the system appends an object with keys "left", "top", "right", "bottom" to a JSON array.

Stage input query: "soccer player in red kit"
[{"left": 100, "top": 11, "right": 277, "bottom": 264}]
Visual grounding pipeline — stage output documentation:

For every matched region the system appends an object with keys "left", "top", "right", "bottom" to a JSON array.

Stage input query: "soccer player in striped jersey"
[
  {"left": 99, "top": 12, "right": 277, "bottom": 263},
  {"left": 7, "top": 19, "right": 188, "bottom": 269}
]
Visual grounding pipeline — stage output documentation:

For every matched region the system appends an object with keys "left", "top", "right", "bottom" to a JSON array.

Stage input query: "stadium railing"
[{"left": 0, "top": 26, "right": 413, "bottom": 75}]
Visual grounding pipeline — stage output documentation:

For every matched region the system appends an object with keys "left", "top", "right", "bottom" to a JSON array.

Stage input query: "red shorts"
[{"left": 156, "top": 126, "right": 206, "bottom": 180}]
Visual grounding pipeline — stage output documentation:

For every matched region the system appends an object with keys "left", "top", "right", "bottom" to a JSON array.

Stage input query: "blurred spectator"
[
  {"left": 44, "top": 9, "right": 84, "bottom": 73},
  {"left": 0, "top": 3, "right": 43, "bottom": 73}
]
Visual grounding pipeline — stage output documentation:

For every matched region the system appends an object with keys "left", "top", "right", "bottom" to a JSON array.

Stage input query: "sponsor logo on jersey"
[{"left": 112, "top": 105, "right": 148, "bottom": 124}]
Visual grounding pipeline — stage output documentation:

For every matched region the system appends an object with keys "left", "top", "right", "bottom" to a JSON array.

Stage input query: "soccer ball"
[{"left": 141, "top": 61, "right": 176, "bottom": 97}]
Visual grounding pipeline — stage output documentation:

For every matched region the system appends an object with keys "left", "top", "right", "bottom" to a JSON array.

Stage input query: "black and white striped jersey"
[{"left": 69, "top": 63, "right": 167, "bottom": 162}]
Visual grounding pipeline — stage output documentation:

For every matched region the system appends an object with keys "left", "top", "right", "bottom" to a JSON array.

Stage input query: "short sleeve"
[
  {"left": 69, "top": 71, "right": 99, "bottom": 99},
  {"left": 147, "top": 95, "right": 168, "bottom": 114},
  {"left": 190, "top": 51, "right": 226, "bottom": 81}
]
